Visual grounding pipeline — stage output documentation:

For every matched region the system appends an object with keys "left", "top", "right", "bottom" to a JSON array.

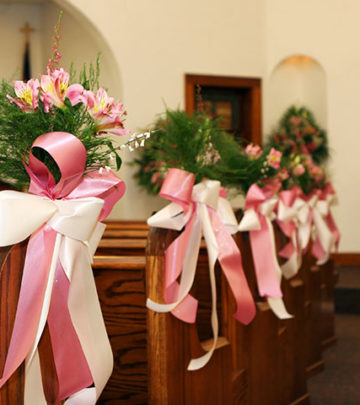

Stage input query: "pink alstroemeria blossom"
[
  {"left": 85, "top": 87, "right": 129, "bottom": 136},
  {"left": 245, "top": 143, "right": 263, "bottom": 160},
  {"left": 308, "top": 164, "right": 324, "bottom": 181},
  {"left": 293, "top": 164, "right": 305, "bottom": 176},
  {"left": 40, "top": 68, "right": 84, "bottom": 111},
  {"left": 267, "top": 148, "right": 282, "bottom": 169},
  {"left": 277, "top": 167, "right": 289, "bottom": 181},
  {"left": 7, "top": 79, "right": 40, "bottom": 112}
]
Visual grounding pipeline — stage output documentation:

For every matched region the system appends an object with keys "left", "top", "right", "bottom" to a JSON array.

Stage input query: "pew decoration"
[
  {"left": 238, "top": 184, "right": 292, "bottom": 319},
  {"left": 267, "top": 105, "right": 329, "bottom": 165},
  {"left": 147, "top": 168, "right": 256, "bottom": 370},
  {"left": 135, "top": 105, "right": 340, "bottom": 340},
  {"left": 133, "top": 108, "right": 259, "bottom": 194},
  {"left": 0, "top": 19, "right": 140, "bottom": 404}
]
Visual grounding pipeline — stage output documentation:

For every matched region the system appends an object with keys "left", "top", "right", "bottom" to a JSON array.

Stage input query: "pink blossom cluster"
[
  {"left": 7, "top": 68, "right": 128, "bottom": 136},
  {"left": 304, "top": 158, "right": 324, "bottom": 181},
  {"left": 267, "top": 148, "right": 282, "bottom": 169},
  {"left": 245, "top": 143, "right": 263, "bottom": 160}
]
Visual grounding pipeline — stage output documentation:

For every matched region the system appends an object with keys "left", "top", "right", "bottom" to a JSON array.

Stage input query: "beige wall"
[
  {"left": 264, "top": 0, "right": 359, "bottom": 251},
  {"left": 0, "top": 0, "right": 358, "bottom": 251},
  {"left": 63, "top": 0, "right": 268, "bottom": 220},
  {"left": 0, "top": 4, "right": 43, "bottom": 79}
]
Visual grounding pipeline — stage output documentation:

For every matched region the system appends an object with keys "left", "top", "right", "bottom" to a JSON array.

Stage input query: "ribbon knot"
[
  {"left": 147, "top": 168, "right": 255, "bottom": 371},
  {"left": 191, "top": 180, "right": 220, "bottom": 210}
]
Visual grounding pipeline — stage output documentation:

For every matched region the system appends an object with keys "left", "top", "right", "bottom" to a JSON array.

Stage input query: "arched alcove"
[
  {"left": 266, "top": 54, "right": 327, "bottom": 134},
  {"left": 0, "top": 0, "right": 123, "bottom": 99}
]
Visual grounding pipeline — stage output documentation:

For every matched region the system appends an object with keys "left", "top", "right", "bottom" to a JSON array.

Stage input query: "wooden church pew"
[
  {"left": 0, "top": 218, "right": 337, "bottom": 404},
  {"left": 273, "top": 223, "right": 309, "bottom": 404},
  {"left": 102, "top": 221, "right": 149, "bottom": 239},
  {"left": 96, "top": 238, "right": 147, "bottom": 256},
  {"left": 146, "top": 227, "right": 233, "bottom": 404},
  {"left": 103, "top": 220, "right": 149, "bottom": 230},
  {"left": 94, "top": 227, "right": 233, "bottom": 404},
  {"left": 93, "top": 255, "right": 148, "bottom": 404},
  {"left": 319, "top": 259, "right": 338, "bottom": 349},
  {"left": 0, "top": 242, "right": 26, "bottom": 405},
  {"left": 233, "top": 211, "right": 309, "bottom": 405},
  {"left": 229, "top": 215, "right": 310, "bottom": 405},
  {"left": 298, "top": 253, "right": 325, "bottom": 378},
  {"left": 102, "top": 229, "right": 149, "bottom": 239}
]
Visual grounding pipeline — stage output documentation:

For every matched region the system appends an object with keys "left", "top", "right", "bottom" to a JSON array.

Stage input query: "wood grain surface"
[{"left": 0, "top": 242, "right": 27, "bottom": 405}]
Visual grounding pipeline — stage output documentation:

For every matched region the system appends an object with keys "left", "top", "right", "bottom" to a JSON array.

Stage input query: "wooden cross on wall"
[{"left": 20, "top": 22, "right": 34, "bottom": 81}]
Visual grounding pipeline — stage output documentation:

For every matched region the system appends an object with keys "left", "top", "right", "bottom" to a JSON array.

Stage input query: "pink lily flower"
[
  {"left": 267, "top": 148, "right": 282, "bottom": 169},
  {"left": 40, "top": 68, "right": 84, "bottom": 111},
  {"left": 85, "top": 87, "right": 129, "bottom": 136},
  {"left": 245, "top": 143, "right": 263, "bottom": 159},
  {"left": 7, "top": 79, "right": 40, "bottom": 112}
]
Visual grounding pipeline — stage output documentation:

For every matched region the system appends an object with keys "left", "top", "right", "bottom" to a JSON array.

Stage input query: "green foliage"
[
  {"left": 214, "top": 145, "right": 283, "bottom": 194},
  {"left": 0, "top": 63, "right": 122, "bottom": 190},
  {"left": 133, "top": 109, "right": 254, "bottom": 194},
  {"left": 281, "top": 154, "right": 328, "bottom": 194},
  {"left": 267, "top": 106, "right": 329, "bottom": 164}
]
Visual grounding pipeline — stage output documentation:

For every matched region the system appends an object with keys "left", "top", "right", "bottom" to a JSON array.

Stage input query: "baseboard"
[{"left": 332, "top": 253, "right": 360, "bottom": 266}]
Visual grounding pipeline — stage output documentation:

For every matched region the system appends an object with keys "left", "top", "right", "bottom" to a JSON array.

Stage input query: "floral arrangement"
[
  {"left": 0, "top": 14, "right": 152, "bottom": 404},
  {"left": 133, "top": 106, "right": 331, "bottom": 199},
  {"left": 267, "top": 105, "right": 329, "bottom": 164},
  {"left": 133, "top": 108, "right": 253, "bottom": 194},
  {"left": 0, "top": 15, "right": 133, "bottom": 190}
]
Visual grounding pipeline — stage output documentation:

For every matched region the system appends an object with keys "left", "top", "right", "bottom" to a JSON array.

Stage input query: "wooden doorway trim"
[{"left": 185, "top": 74, "right": 262, "bottom": 145}]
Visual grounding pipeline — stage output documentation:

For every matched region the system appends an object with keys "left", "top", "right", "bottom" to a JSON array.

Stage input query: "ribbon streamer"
[
  {"left": 311, "top": 187, "right": 338, "bottom": 265},
  {"left": 276, "top": 188, "right": 303, "bottom": 279},
  {"left": 0, "top": 132, "right": 125, "bottom": 404},
  {"left": 238, "top": 184, "right": 292, "bottom": 320},
  {"left": 147, "top": 168, "right": 255, "bottom": 370}
]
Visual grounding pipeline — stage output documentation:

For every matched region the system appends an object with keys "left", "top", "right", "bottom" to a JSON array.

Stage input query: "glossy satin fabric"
[
  {"left": 147, "top": 168, "right": 255, "bottom": 370},
  {"left": 238, "top": 184, "right": 293, "bottom": 320},
  {"left": 0, "top": 132, "right": 125, "bottom": 404}
]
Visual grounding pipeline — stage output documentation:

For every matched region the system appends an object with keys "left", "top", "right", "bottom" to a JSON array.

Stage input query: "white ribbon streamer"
[
  {"left": 277, "top": 199, "right": 302, "bottom": 279},
  {"left": 312, "top": 197, "right": 335, "bottom": 265}
]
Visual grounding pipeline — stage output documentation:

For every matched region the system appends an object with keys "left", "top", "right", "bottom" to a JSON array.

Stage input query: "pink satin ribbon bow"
[
  {"left": 0, "top": 132, "right": 125, "bottom": 403},
  {"left": 147, "top": 168, "right": 256, "bottom": 370},
  {"left": 239, "top": 184, "right": 283, "bottom": 298},
  {"left": 276, "top": 187, "right": 303, "bottom": 279}
]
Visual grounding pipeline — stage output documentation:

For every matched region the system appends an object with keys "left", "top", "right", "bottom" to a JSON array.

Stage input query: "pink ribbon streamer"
[
  {"left": 244, "top": 184, "right": 283, "bottom": 298},
  {"left": 276, "top": 188, "right": 299, "bottom": 260},
  {"left": 311, "top": 185, "right": 340, "bottom": 261},
  {"left": 0, "top": 132, "right": 125, "bottom": 402},
  {"left": 159, "top": 168, "right": 255, "bottom": 325},
  {"left": 322, "top": 184, "right": 341, "bottom": 250}
]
